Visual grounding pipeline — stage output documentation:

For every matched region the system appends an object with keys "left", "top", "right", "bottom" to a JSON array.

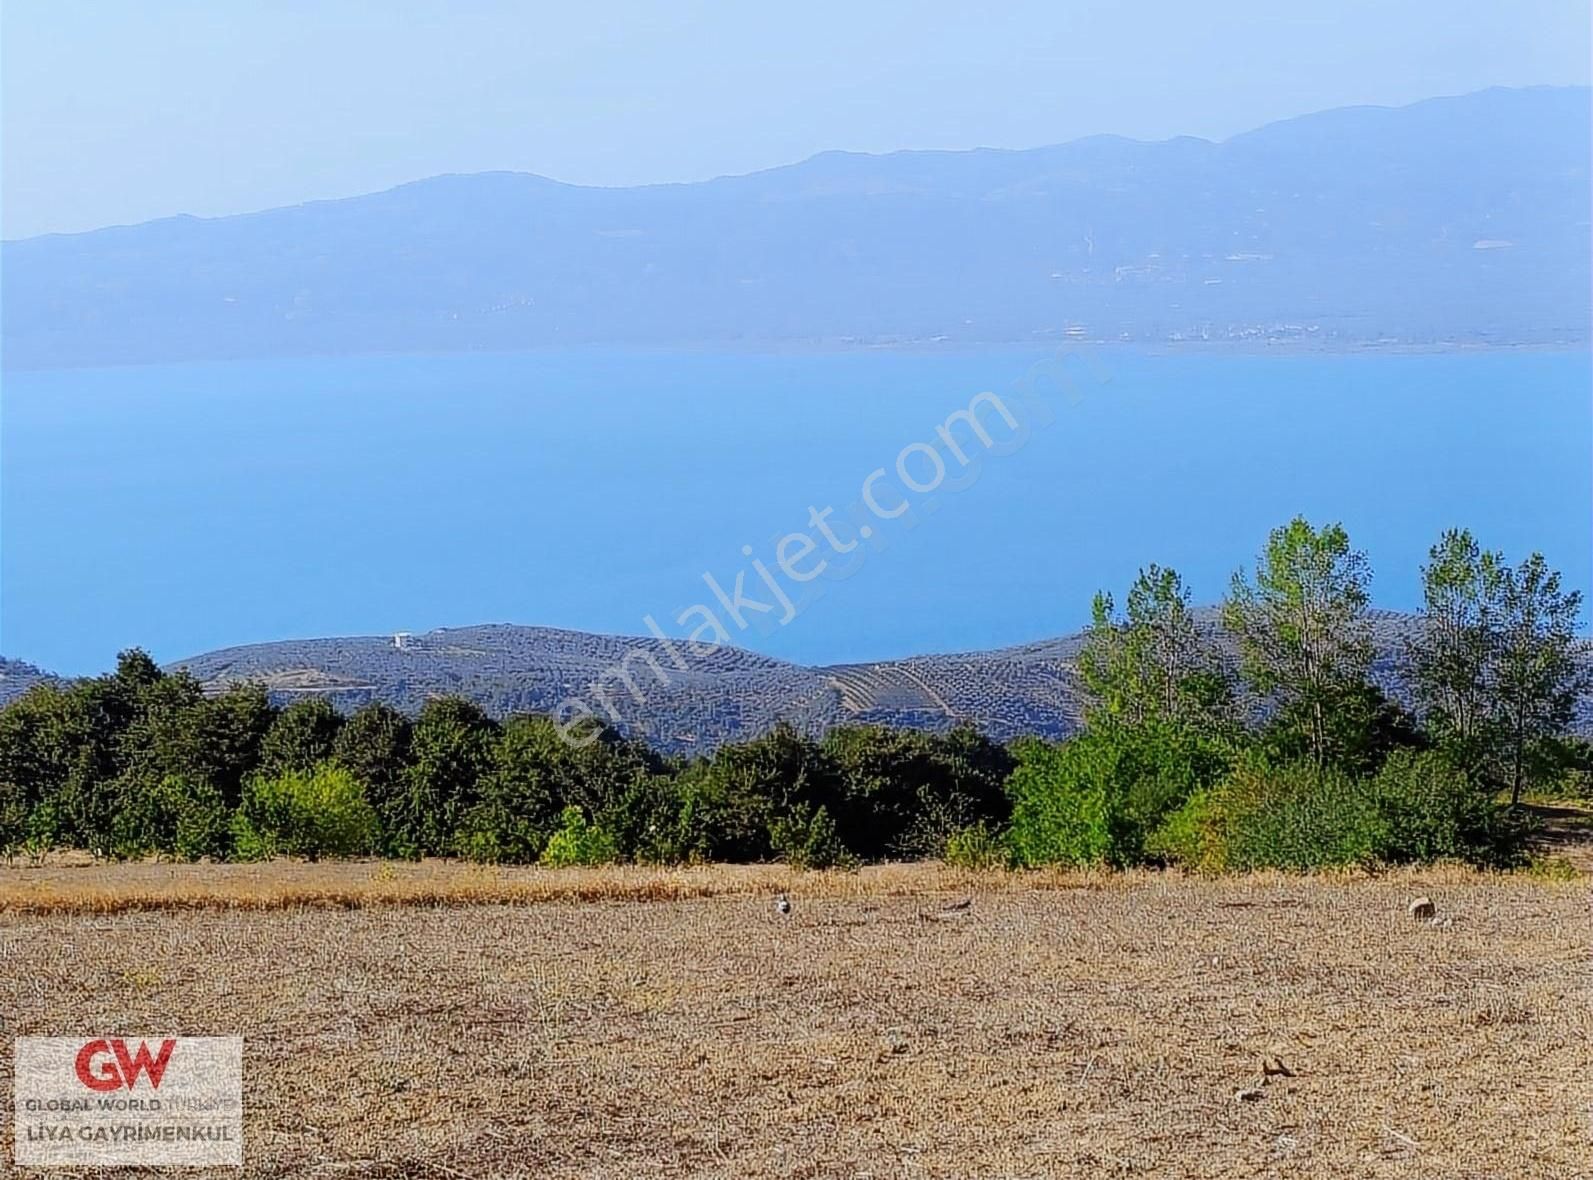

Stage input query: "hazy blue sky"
[{"left": 4, "top": 0, "right": 1589, "bottom": 239}]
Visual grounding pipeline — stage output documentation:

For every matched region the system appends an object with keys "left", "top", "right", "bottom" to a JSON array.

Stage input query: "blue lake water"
[{"left": 3, "top": 348, "right": 1589, "bottom": 675}]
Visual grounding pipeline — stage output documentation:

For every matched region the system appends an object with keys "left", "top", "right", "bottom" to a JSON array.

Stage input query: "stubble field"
[{"left": 0, "top": 862, "right": 1588, "bottom": 1178}]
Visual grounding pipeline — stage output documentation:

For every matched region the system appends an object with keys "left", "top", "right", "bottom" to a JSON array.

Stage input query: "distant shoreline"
[{"left": 5, "top": 336, "right": 1589, "bottom": 376}]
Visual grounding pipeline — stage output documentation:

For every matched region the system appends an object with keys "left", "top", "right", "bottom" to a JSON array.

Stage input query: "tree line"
[{"left": 0, "top": 520, "right": 1586, "bottom": 870}]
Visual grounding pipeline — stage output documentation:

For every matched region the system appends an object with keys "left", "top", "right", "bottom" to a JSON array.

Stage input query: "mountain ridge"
[{"left": 5, "top": 86, "right": 1587, "bottom": 368}]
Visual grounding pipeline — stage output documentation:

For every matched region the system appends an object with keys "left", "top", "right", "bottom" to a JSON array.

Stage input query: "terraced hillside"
[
  {"left": 160, "top": 610, "right": 1452, "bottom": 752},
  {"left": 0, "top": 657, "right": 58, "bottom": 707}
]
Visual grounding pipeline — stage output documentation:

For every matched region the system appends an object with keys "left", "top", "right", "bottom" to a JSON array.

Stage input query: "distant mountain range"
[{"left": 4, "top": 86, "right": 1587, "bottom": 369}]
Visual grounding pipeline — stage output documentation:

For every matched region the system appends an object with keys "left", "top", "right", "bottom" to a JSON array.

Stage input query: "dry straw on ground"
[{"left": 0, "top": 861, "right": 1588, "bottom": 1177}]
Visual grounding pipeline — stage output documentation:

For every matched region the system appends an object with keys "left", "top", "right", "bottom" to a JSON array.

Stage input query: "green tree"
[
  {"left": 332, "top": 703, "right": 412, "bottom": 849},
  {"left": 457, "top": 715, "right": 655, "bottom": 863},
  {"left": 395, "top": 698, "right": 495, "bottom": 856},
  {"left": 259, "top": 697, "right": 344, "bottom": 778},
  {"left": 0, "top": 683, "right": 85, "bottom": 855},
  {"left": 1080, "top": 565, "right": 1232, "bottom": 729},
  {"left": 822, "top": 725, "right": 1012, "bottom": 860},
  {"left": 1411, "top": 534, "right": 1588, "bottom": 803},
  {"left": 190, "top": 684, "right": 275, "bottom": 807},
  {"left": 1006, "top": 724, "right": 1228, "bottom": 867},
  {"left": 1493, "top": 553, "right": 1587, "bottom": 804},
  {"left": 1224, "top": 518, "right": 1375, "bottom": 770},
  {"left": 112, "top": 774, "right": 232, "bottom": 861},
  {"left": 1409, "top": 529, "right": 1503, "bottom": 778},
  {"left": 54, "top": 651, "right": 181, "bottom": 855},
  {"left": 677, "top": 725, "right": 841, "bottom": 862}
]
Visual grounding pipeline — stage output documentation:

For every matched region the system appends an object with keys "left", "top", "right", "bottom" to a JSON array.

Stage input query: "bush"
[
  {"left": 823, "top": 725, "right": 1013, "bottom": 860},
  {"left": 770, "top": 803, "right": 855, "bottom": 870},
  {"left": 1006, "top": 724, "right": 1228, "bottom": 868},
  {"left": 601, "top": 774, "right": 698, "bottom": 865},
  {"left": 942, "top": 822, "right": 1009, "bottom": 869},
  {"left": 112, "top": 775, "right": 232, "bottom": 861},
  {"left": 1152, "top": 749, "right": 1526, "bottom": 872},
  {"left": 538, "top": 806, "right": 618, "bottom": 867},
  {"left": 233, "top": 763, "right": 379, "bottom": 861},
  {"left": 18, "top": 798, "right": 61, "bottom": 866},
  {"left": 1368, "top": 749, "right": 1521, "bottom": 866},
  {"left": 1151, "top": 755, "right": 1386, "bottom": 871}
]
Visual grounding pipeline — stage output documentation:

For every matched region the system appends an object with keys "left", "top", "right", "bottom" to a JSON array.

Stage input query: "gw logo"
[{"left": 73, "top": 1039, "right": 177, "bottom": 1092}]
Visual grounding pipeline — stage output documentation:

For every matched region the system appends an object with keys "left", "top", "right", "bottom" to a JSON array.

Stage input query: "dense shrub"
[
  {"left": 1151, "top": 749, "right": 1525, "bottom": 872},
  {"left": 233, "top": 763, "right": 379, "bottom": 861},
  {"left": 600, "top": 774, "right": 699, "bottom": 865},
  {"left": 112, "top": 775, "right": 232, "bottom": 861},
  {"left": 676, "top": 725, "right": 841, "bottom": 862},
  {"left": 1150, "top": 756, "right": 1385, "bottom": 871},
  {"left": 941, "top": 822, "right": 1009, "bottom": 869},
  {"left": 1368, "top": 749, "right": 1521, "bottom": 866},
  {"left": 461, "top": 715, "right": 659, "bottom": 863},
  {"left": 770, "top": 803, "right": 855, "bottom": 870},
  {"left": 823, "top": 725, "right": 1013, "bottom": 860},
  {"left": 1006, "top": 724, "right": 1229, "bottom": 867},
  {"left": 538, "top": 806, "right": 618, "bottom": 867}
]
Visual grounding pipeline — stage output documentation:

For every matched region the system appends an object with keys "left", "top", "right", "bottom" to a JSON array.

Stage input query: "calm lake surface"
[{"left": 4, "top": 348, "right": 1589, "bottom": 675}]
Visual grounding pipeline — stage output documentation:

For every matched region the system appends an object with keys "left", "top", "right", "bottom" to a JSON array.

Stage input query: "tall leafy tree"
[
  {"left": 1493, "top": 553, "right": 1586, "bottom": 803},
  {"left": 1409, "top": 529, "right": 1503, "bottom": 778},
  {"left": 191, "top": 684, "right": 275, "bottom": 806},
  {"left": 1411, "top": 533, "right": 1588, "bottom": 802},
  {"left": 332, "top": 702, "right": 413, "bottom": 848},
  {"left": 397, "top": 698, "right": 496, "bottom": 856},
  {"left": 259, "top": 697, "right": 344, "bottom": 778},
  {"left": 1223, "top": 518, "right": 1375, "bottom": 769},
  {"left": 1080, "top": 565, "right": 1232, "bottom": 729}
]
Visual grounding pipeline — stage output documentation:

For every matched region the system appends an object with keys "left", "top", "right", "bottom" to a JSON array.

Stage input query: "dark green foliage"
[
  {"left": 769, "top": 803, "right": 855, "bottom": 870},
  {"left": 456, "top": 714, "right": 658, "bottom": 864},
  {"left": 678, "top": 724, "right": 841, "bottom": 863},
  {"left": 332, "top": 703, "right": 412, "bottom": 849},
  {"left": 259, "top": 697, "right": 344, "bottom": 778},
  {"left": 1259, "top": 681, "right": 1426, "bottom": 779},
  {"left": 822, "top": 725, "right": 1013, "bottom": 860},
  {"left": 189, "top": 685, "right": 275, "bottom": 807},
  {"left": 112, "top": 775, "right": 232, "bottom": 861},
  {"left": 1367, "top": 749, "right": 1521, "bottom": 866},
  {"left": 395, "top": 698, "right": 495, "bottom": 857}
]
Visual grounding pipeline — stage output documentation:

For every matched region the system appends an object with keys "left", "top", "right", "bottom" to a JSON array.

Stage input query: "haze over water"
[{"left": 4, "top": 347, "right": 1588, "bottom": 675}]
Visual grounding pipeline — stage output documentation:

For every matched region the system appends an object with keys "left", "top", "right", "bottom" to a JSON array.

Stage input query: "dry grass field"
[{"left": 0, "top": 862, "right": 1588, "bottom": 1179}]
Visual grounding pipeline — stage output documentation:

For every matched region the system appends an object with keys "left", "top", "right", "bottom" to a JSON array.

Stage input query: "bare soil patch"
[{"left": 0, "top": 865, "right": 1587, "bottom": 1177}]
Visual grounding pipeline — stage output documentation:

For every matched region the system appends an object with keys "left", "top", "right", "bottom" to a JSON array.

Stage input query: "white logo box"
[{"left": 13, "top": 1036, "right": 242, "bottom": 1167}]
